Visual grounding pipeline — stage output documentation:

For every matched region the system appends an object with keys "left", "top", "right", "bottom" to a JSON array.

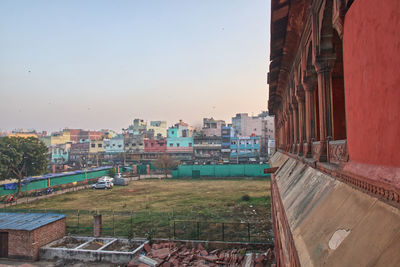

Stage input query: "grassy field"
[{"left": 10, "top": 178, "right": 272, "bottom": 242}]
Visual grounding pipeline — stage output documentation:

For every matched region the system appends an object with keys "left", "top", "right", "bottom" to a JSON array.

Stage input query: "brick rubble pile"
[{"left": 127, "top": 242, "right": 274, "bottom": 267}]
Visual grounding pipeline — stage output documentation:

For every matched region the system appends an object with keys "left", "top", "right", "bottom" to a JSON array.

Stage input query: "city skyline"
[{"left": 0, "top": 0, "right": 271, "bottom": 132}]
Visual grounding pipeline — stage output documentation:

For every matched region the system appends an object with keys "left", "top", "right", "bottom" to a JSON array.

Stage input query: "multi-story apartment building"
[
  {"left": 88, "top": 139, "right": 104, "bottom": 165},
  {"left": 50, "top": 130, "right": 71, "bottom": 145},
  {"left": 104, "top": 135, "right": 124, "bottom": 154},
  {"left": 67, "top": 129, "right": 104, "bottom": 143},
  {"left": 232, "top": 113, "right": 263, "bottom": 136},
  {"left": 230, "top": 136, "right": 260, "bottom": 162},
  {"left": 104, "top": 134, "right": 125, "bottom": 163},
  {"left": 201, "top": 118, "right": 225, "bottom": 137},
  {"left": 124, "top": 133, "right": 145, "bottom": 161},
  {"left": 148, "top": 121, "right": 167, "bottom": 138},
  {"left": 193, "top": 135, "right": 222, "bottom": 163},
  {"left": 129, "top": 119, "right": 147, "bottom": 134},
  {"left": 143, "top": 138, "right": 167, "bottom": 160},
  {"left": 144, "top": 138, "right": 167, "bottom": 153},
  {"left": 166, "top": 121, "right": 194, "bottom": 161},
  {"left": 69, "top": 142, "right": 89, "bottom": 167},
  {"left": 260, "top": 114, "right": 275, "bottom": 158},
  {"left": 221, "top": 126, "right": 235, "bottom": 162},
  {"left": 50, "top": 143, "right": 71, "bottom": 164}
]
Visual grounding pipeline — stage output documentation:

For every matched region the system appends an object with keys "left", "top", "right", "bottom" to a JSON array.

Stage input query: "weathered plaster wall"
[
  {"left": 270, "top": 152, "right": 400, "bottom": 266},
  {"left": 343, "top": 0, "right": 400, "bottom": 168}
]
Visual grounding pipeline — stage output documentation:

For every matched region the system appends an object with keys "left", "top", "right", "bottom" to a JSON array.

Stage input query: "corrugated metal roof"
[{"left": 0, "top": 212, "right": 65, "bottom": 231}]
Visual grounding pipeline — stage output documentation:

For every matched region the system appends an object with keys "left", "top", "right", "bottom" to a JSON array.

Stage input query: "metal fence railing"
[{"left": 0, "top": 208, "right": 273, "bottom": 244}]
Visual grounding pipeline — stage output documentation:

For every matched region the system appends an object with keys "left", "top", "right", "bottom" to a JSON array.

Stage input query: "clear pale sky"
[{"left": 0, "top": 0, "right": 270, "bottom": 132}]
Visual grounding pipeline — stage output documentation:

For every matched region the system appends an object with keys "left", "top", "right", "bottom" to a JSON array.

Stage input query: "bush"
[
  {"left": 241, "top": 194, "right": 250, "bottom": 201},
  {"left": 108, "top": 168, "right": 116, "bottom": 178}
]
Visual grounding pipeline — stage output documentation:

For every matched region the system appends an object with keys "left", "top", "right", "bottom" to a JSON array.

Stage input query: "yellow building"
[
  {"left": 8, "top": 133, "right": 38, "bottom": 138},
  {"left": 89, "top": 140, "right": 104, "bottom": 154},
  {"left": 148, "top": 121, "right": 167, "bottom": 138},
  {"left": 50, "top": 130, "right": 71, "bottom": 145}
]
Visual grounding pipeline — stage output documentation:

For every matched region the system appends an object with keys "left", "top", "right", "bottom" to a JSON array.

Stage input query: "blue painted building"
[
  {"left": 221, "top": 126, "right": 235, "bottom": 162},
  {"left": 166, "top": 121, "right": 194, "bottom": 161},
  {"left": 104, "top": 134, "right": 124, "bottom": 154},
  {"left": 230, "top": 136, "right": 260, "bottom": 160},
  {"left": 50, "top": 143, "right": 70, "bottom": 164}
]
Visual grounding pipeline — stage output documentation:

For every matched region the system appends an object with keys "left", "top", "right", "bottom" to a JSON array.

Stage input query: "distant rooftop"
[{"left": 0, "top": 213, "right": 65, "bottom": 231}]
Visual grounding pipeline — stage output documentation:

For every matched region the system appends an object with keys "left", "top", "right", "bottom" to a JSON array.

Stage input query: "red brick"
[
  {"left": 144, "top": 243, "right": 152, "bottom": 253},
  {"left": 255, "top": 254, "right": 265, "bottom": 263},
  {"left": 200, "top": 250, "right": 208, "bottom": 256},
  {"left": 202, "top": 254, "right": 219, "bottom": 262},
  {"left": 5, "top": 217, "right": 65, "bottom": 260},
  {"left": 152, "top": 248, "right": 171, "bottom": 259}
]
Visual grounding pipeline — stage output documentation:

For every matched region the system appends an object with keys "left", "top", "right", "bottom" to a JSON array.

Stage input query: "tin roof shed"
[{"left": 0, "top": 212, "right": 65, "bottom": 231}]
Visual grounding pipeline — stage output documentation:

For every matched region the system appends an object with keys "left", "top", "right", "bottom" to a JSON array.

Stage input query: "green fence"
[
  {"left": 172, "top": 164, "right": 270, "bottom": 178},
  {"left": 0, "top": 208, "right": 273, "bottom": 244},
  {"left": 0, "top": 168, "right": 117, "bottom": 196}
]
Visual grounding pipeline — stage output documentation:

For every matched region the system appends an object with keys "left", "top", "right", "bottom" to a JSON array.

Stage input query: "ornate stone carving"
[
  {"left": 333, "top": 0, "right": 345, "bottom": 39},
  {"left": 312, "top": 141, "right": 321, "bottom": 160},
  {"left": 328, "top": 140, "right": 349, "bottom": 165}
]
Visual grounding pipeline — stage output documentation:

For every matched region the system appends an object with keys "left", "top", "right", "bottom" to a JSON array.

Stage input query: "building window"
[
  {"left": 189, "top": 143, "right": 192, "bottom": 147},
  {"left": 91, "top": 144, "right": 95, "bottom": 148},
  {"left": 170, "top": 143, "right": 173, "bottom": 147},
  {"left": 177, "top": 143, "right": 180, "bottom": 147},
  {"left": 98, "top": 144, "right": 102, "bottom": 148},
  {"left": 151, "top": 143, "right": 154, "bottom": 147}
]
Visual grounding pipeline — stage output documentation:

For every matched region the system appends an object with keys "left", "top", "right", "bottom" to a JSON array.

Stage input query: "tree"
[
  {"left": 154, "top": 153, "right": 178, "bottom": 180},
  {"left": 0, "top": 137, "right": 49, "bottom": 195}
]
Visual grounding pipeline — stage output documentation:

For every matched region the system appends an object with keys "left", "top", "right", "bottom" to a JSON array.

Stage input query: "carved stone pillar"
[
  {"left": 315, "top": 57, "right": 335, "bottom": 162},
  {"left": 296, "top": 88, "right": 305, "bottom": 156},
  {"left": 284, "top": 114, "right": 290, "bottom": 151},
  {"left": 274, "top": 116, "right": 279, "bottom": 150},
  {"left": 292, "top": 102, "right": 299, "bottom": 154},
  {"left": 289, "top": 107, "right": 294, "bottom": 152},
  {"left": 302, "top": 76, "right": 315, "bottom": 158},
  {"left": 333, "top": 0, "right": 345, "bottom": 39}
]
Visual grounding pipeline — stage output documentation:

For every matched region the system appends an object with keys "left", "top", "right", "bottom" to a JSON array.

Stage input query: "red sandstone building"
[
  {"left": 268, "top": 0, "right": 400, "bottom": 266},
  {"left": 0, "top": 213, "right": 65, "bottom": 260}
]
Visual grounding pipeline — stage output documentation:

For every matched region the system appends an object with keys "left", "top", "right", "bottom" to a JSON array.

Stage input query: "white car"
[
  {"left": 92, "top": 181, "right": 112, "bottom": 189},
  {"left": 98, "top": 176, "right": 114, "bottom": 186}
]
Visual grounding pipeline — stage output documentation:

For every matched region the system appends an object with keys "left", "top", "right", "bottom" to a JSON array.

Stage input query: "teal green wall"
[
  {"left": 0, "top": 168, "right": 117, "bottom": 196},
  {"left": 172, "top": 164, "right": 270, "bottom": 178}
]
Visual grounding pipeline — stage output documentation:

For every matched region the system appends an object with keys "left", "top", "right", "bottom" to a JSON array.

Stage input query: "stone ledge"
[{"left": 270, "top": 151, "right": 400, "bottom": 266}]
